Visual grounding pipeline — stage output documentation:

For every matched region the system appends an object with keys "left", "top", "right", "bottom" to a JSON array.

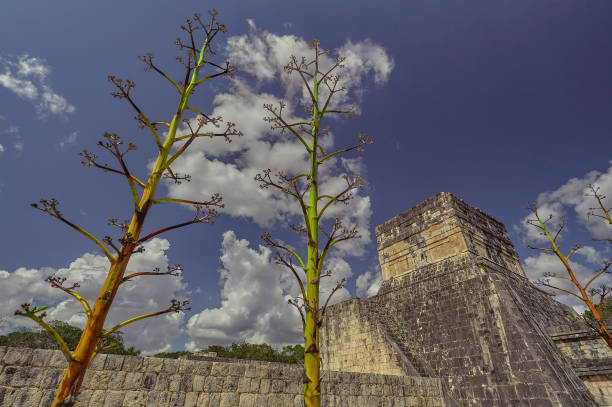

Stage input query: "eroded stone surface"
[{"left": 323, "top": 192, "right": 609, "bottom": 406}]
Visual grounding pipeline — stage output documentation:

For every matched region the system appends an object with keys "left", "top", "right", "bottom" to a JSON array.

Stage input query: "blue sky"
[{"left": 1, "top": 0, "right": 611, "bottom": 354}]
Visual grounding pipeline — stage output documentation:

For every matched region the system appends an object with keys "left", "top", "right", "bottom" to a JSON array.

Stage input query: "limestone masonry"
[
  {"left": 0, "top": 347, "right": 445, "bottom": 406},
  {"left": 3, "top": 192, "right": 612, "bottom": 406},
  {"left": 321, "top": 192, "right": 612, "bottom": 406}
]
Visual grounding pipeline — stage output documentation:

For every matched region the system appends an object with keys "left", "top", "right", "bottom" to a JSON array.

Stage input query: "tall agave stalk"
[{"left": 17, "top": 10, "right": 241, "bottom": 406}]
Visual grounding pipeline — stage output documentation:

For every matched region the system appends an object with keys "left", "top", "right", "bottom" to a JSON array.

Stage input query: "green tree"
[
  {"left": 584, "top": 296, "right": 612, "bottom": 321},
  {"left": 255, "top": 39, "right": 370, "bottom": 407},
  {"left": 0, "top": 321, "right": 140, "bottom": 355},
  {"left": 280, "top": 344, "right": 305, "bottom": 363},
  {"left": 16, "top": 11, "right": 240, "bottom": 406},
  {"left": 527, "top": 184, "right": 612, "bottom": 347},
  {"left": 153, "top": 350, "right": 190, "bottom": 359},
  {"left": 152, "top": 342, "right": 305, "bottom": 362}
]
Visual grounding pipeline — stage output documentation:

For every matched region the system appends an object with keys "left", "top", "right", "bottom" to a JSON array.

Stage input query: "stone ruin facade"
[
  {"left": 3, "top": 192, "right": 612, "bottom": 407},
  {"left": 321, "top": 192, "right": 612, "bottom": 406}
]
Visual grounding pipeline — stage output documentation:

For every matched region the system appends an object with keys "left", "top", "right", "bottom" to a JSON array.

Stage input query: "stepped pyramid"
[{"left": 321, "top": 192, "right": 612, "bottom": 406}]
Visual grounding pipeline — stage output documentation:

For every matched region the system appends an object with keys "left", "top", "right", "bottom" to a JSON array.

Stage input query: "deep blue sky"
[{"left": 1, "top": 0, "right": 611, "bottom": 353}]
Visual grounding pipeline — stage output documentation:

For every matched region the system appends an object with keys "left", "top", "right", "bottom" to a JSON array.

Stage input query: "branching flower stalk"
[
  {"left": 526, "top": 188, "right": 612, "bottom": 347},
  {"left": 19, "top": 11, "right": 240, "bottom": 406},
  {"left": 255, "top": 39, "right": 371, "bottom": 407}
]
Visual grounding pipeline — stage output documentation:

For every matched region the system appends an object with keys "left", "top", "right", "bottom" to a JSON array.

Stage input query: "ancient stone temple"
[{"left": 321, "top": 192, "right": 612, "bottom": 406}]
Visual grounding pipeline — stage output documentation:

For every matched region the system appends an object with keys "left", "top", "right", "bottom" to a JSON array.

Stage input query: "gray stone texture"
[
  {"left": 321, "top": 192, "right": 611, "bottom": 406},
  {"left": 0, "top": 346, "right": 444, "bottom": 406}
]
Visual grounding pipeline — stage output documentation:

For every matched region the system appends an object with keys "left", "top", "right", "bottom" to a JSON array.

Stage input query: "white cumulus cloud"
[
  {"left": 175, "top": 31, "right": 393, "bottom": 348},
  {"left": 0, "top": 54, "right": 75, "bottom": 117},
  {"left": 517, "top": 162, "right": 612, "bottom": 242},
  {"left": 519, "top": 162, "right": 612, "bottom": 314},
  {"left": 0, "top": 238, "right": 187, "bottom": 355},
  {"left": 185, "top": 231, "right": 352, "bottom": 350},
  {"left": 356, "top": 268, "right": 382, "bottom": 298},
  {"left": 59, "top": 131, "right": 78, "bottom": 149},
  {"left": 523, "top": 252, "right": 611, "bottom": 313}
]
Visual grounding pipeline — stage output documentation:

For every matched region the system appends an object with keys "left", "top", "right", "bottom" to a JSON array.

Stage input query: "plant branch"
[
  {"left": 122, "top": 264, "right": 183, "bottom": 283},
  {"left": 102, "top": 299, "right": 191, "bottom": 337},
  {"left": 14, "top": 304, "right": 73, "bottom": 362},
  {"left": 31, "top": 199, "right": 116, "bottom": 262},
  {"left": 46, "top": 276, "right": 92, "bottom": 317}
]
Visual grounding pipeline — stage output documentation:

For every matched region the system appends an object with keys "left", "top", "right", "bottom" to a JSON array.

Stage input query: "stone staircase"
[{"left": 367, "top": 299, "right": 465, "bottom": 407}]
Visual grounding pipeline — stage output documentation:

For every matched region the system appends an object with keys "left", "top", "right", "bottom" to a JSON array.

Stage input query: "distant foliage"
[
  {"left": 0, "top": 321, "right": 140, "bottom": 356},
  {"left": 153, "top": 351, "right": 190, "bottom": 359},
  {"left": 584, "top": 297, "right": 612, "bottom": 321},
  {"left": 154, "top": 343, "right": 304, "bottom": 363}
]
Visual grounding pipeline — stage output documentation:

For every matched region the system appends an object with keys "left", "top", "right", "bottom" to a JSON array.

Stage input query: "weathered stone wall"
[
  {"left": 376, "top": 192, "right": 524, "bottom": 280},
  {"left": 320, "top": 298, "right": 415, "bottom": 376},
  {"left": 322, "top": 192, "right": 604, "bottom": 406},
  {"left": 548, "top": 325, "right": 612, "bottom": 406},
  {"left": 582, "top": 374, "right": 612, "bottom": 407},
  {"left": 0, "top": 346, "right": 446, "bottom": 407}
]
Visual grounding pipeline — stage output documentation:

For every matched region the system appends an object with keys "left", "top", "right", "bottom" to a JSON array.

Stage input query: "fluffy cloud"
[
  {"left": 176, "top": 31, "right": 392, "bottom": 348},
  {"left": 166, "top": 31, "right": 391, "bottom": 255},
  {"left": 523, "top": 252, "right": 611, "bottom": 313},
  {"left": 185, "top": 231, "right": 352, "bottom": 350},
  {"left": 0, "top": 54, "right": 75, "bottom": 116},
  {"left": 0, "top": 125, "right": 22, "bottom": 152},
  {"left": 59, "top": 131, "right": 78, "bottom": 149},
  {"left": 355, "top": 268, "right": 382, "bottom": 298},
  {"left": 517, "top": 162, "right": 612, "bottom": 242},
  {"left": 0, "top": 238, "right": 187, "bottom": 355},
  {"left": 519, "top": 162, "right": 612, "bottom": 313}
]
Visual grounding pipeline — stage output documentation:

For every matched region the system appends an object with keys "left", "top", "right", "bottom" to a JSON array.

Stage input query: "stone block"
[
  {"left": 39, "top": 389, "right": 56, "bottom": 407},
  {"left": 104, "top": 354, "right": 125, "bottom": 371},
  {"left": 11, "top": 387, "right": 43, "bottom": 407},
  {"left": 145, "top": 390, "right": 160, "bottom": 406},
  {"left": 89, "top": 390, "right": 107, "bottom": 406},
  {"left": 228, "top": 363, "right": 246, "bottom": 377},
  {"left": 244, "top": 364, "right": 258, "bottom": 378},
  {"left": 167, "top": 373, "right": 181, "bottom": 391},
  {"left": 88, "top": 354, "right": 107, "bottom": 371},
  {"left": 260, "top": 378, "right": 271, "bottom": 393},
  {"left": 122, "top": 356, "right": 143, "bottom": 372},
  {"left": 39, "top": 368, "right": 63, "bottom": 388},
  {"left": 183, "top": 391, "right": 199, "bottom": 407},
  {"left": 3, "top": 348, "right": 32, "bottom": 366},
  {"left": 238, "top": 393, "right": 257, "bottom": 407},
  {"left": 192, "top": 374, "right": 206, "bottom": 392},
  {"left": 270, "top": 379, "right": 286, "bottom": 393},
  {"left": 47, "top": 351, "right": 68, "bottom": 368},
  {"left": 108, "top": 370, "right": 127, "bottom": 389},
  {"left": 237, "top": 377, "right": 251, "bottom": 392},
  {"left": 143, "top": 357, "right": 163, "bottom": 372},
  {"left": 89, "top": 370, "right": 114, "bottom": 390},
  {"left": 122, "top": 372, "right": 143, "bottom": 390},
  {"left": 12, "top": 366, "right": 44, "bottom": 387},
  {"left": 223, "top": 375, "right": 239, "bottom": 392},
  {"left": 167, "top": 391, "right": 186, "bottom": 407},
  {"left": 204, "top": 375, "right": 224, "bottom": 392},
  {"left": 180, "top": 373, "right": 193, "bottom": 392},
  {"left": 219, "top": 392, "right": 239, "bottom": 407},
  {"left": 154, "top": 391, "right": 171, "bottom": 407},
  {"left": 197, "top": 392, "right": 221, "bottom": 406},
  {"left": 190, "top": 360, "right": 213, "bottom": 376},
  {"left": 249, "top": 378, "right": 261, "bottom": 392},
  {"left": 30, "top": 349, "right": 53, "bottom": 367},
  {"left": 211, "top": 362, "right": 228, "bottom": 377},
  {"left": 266, "top": 393, "right": 294, "bottom": 407},
  {"left": 103, "top": 390, "right": 125, "bottom": 407},
  {"left": 121, "top": 390, "right": 147, "bottom": 406}
]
